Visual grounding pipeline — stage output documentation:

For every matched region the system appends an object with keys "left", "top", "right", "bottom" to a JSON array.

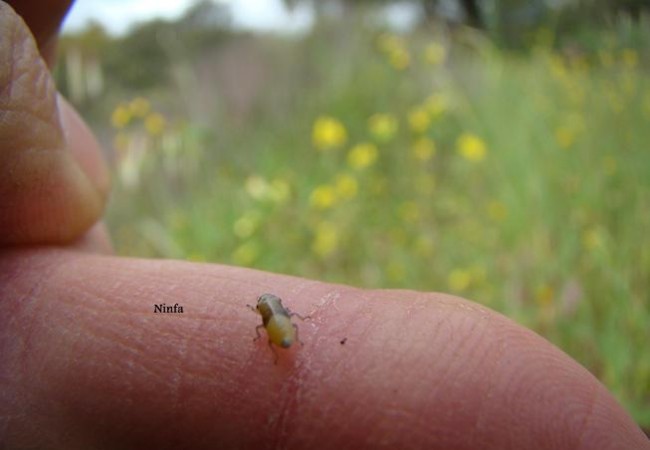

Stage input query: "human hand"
[{"left": 1, "top": 2, "right": 648, "bottom": 448}]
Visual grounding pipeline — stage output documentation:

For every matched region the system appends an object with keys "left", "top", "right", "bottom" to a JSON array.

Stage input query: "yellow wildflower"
[
  {"left": 269, "top": 178, "right": 291, "bottom": 204},
  {"left": 245, "top": 176, "right": 271, "bottom": 200},
  {"left": 408, "top": 106, "right": 431, "bottom": 133},
  {"left": 389, "top": 48, "right": 410, "bottom": 70},
  {"left": 582, "top": 227, "right": 605, "bottom": 251},
  {"left": 368, "top": 114, "right": 398, "bottom": 142},
  {"left": 232, "top": 241, "right": 259, "bottom": 266},
  {"left": 111, "top": 104, "right": 131, "bottom": 129},
  {"left": 377, "top": 34, "right": 410, "bottom": 69},
  {"left": 386, "top": 261, "right": 406, "bottom": 283},
  {"left": 414, "top": 235, "right": 434, "bottom": 257},
  {"left": 555, "top": 126, "right": 575, "bottom": 149},
  {"left": 144, "top": 112, "right": 166, "bottom": 136},
  {"left": 347, "top": 142, "right": 379, "bottom": 170},
  {"left": 187, "top": 253, "right": 206, "bottom": 262},
  {"left": 448, "top": 269, "right": 471, "bottom": 292},
  {"left": 535, "top": 284, "right": 555, "bottom": 308},
  {"left": 425, "top": 93, "right": 448, "bottom": 118},
  {"left": 423, "top": 42, "right": 446, "bottom": 65},
  {"left": 335, "top": 174, "right": 358, "bottom": 200},
  {"left": 129, "top": 97, "right": 151, "bottom": 118},
  {"left": 411, "top": 137, "right": 436, "bottom": 161},
  {"left": 622, "top": 48, "right": 638, "bottom": 69},
  {"left": 310, "top": 184, "right": 337, "bottom": 209},
  {"left": 377, "top": 33, "right": 405, "bottom": 53},
  {"left": 233, "top": 211, "right": 261, "bottom": 239},
  {"left": 398, "top": 201, "right": 420, "bottom": 223},
  {"left": 456, "top": 133, "right": 487, "bottom": 162},
  {"left": 487, "top": 200, "right": 507, "bottom": 222},
  {"left": 312, "top": 116, "right": 347, "bottom": 150},
  {"left": 548, "top": 55, "right": 567, "bottom": 80},
  {"left": 602, "top": 156, "right": 617, "bottom": 175},
  {"left": 312, "top": 221, "right": 339, "bottom": 257},
  {"left": 598, "top": 50, "right": 614, "bottom": 68}
]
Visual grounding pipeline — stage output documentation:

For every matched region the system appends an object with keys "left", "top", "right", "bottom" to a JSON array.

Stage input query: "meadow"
[{"left": 61, "top": 17, "right": 650, "bottom": 427}]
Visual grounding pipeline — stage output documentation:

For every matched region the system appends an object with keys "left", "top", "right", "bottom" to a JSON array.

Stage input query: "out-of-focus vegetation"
[{"left": 56, "top": 0, "right": 650, "bottom": 427}]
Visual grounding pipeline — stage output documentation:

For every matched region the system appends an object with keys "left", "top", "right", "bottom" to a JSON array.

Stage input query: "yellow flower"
[
  {"left": 448, "top": 269, "right": 471, "bottom": 292},
  {"left": 622, "top": 48, "right": 638, "bottom": 69},
  {"left": 269, "top": 178, "right": 291, "bottom": 204},
  {"left": 312, "top": 221, "right": 339, "bottom": 257},
  {"left": 548, "top": 55, "right": 567, "bottom": 80},
  {"left": 335, "top": 174, "right": 358, "bottom": 200},
  {"left": 232, "top": 241, "right": 259, "bottom": 266},
  {"left": 425, "top": 93, "right": 448, "bottom": 118},
  {"left": 187, "top": 253, "right": 206, "bottom": 262},
  {"left": 389, "top": 48, "right": 410, "bottom": 70},
  {"left": 233, "top": 211, "right": 261, "bottom": 239},
  {"left": 535, "top": 284, "right": 555, "bottom": 308},
  {"left": 347, "top": 142, "right": 379, "bottom": 169},
  {"left": 598, "top": 50, "right": 614, "bottom": 68},
  {"left": 129, "top": 97, "right": 151, "bottom": 118},
  {"left": 602, "top": 156, "right": 617, "bottom": 175},
  {"left": 414, "top": 235, "right": 434, "bottom": 257},
  {"left": 377, "top": 33, "right": 405, "bottom": 53},
  {"left": 312, "top": 116, "right": 347, "bottom": 150},
  {"left": 368, "top": 114, "right": 398, "bottom": 142},
  {"left": 582, "top": 227, "right": 605, "bottom": 251},
  {"left": 555, "top": 126, "right": 575, "bottom": 149},
  {"left": 111, "top": 104, "right": 131, "bottom": 129},
  {"left": 456, "top": 133, "right": 487, "bottom": 162},
  {"left": 309, "top": 184, "right": 337, "bottom": 209},
  {"left": 386, "top": 261, "right": 406, "bottom": 282},
  {"left": 487, "top": 200, "right": 507, "bottom": 222},
  {"left": 423, "top": 42, "right": 446, "bottom": 65},
  {"left": 144, "top": 112, "right": 166, "bottom": 136},
  {"left": 408, "top": 106, "right": 431, "bottom": 133},
  {"left": 377, "top": 34, "right": 411, "bottom": 70},
  {"left": 398, "top": 201, "right": 420, "bottom": 223},
  {"left": 245, "top": 176, "right": 271, "bottom": 200},
  {"left": 411, "top": 137, "right": 436, "bottom": 161}
]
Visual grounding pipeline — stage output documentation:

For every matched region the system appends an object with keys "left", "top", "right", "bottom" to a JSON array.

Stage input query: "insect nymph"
[{"left": 248, "top": 293, "right": 307, "bottom": 363}]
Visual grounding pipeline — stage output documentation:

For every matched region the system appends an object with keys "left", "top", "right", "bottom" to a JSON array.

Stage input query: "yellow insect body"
[
  {"left": 249, "top": 293, "right": 306, "bottom": 362},
  {"left": 265, "top": 315, "right": 295, "bottom": 348}
]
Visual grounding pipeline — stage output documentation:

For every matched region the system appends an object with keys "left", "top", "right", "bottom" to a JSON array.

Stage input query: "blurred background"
[{"left": 56, "top": 0, "right": 649, "bottom": 429}]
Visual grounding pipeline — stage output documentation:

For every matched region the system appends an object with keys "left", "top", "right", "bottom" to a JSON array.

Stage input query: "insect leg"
[
  {"left": 246, "top": 304, "right": 257, "bottom": 312},
  {"left": 268, "top": 340, "right": 279, "bottom": 364},
  {"left": 293, "top": 323, "right": 304, "bottom": 346},
  {"left": 254, "top": 324, "right": 264, "bottom": 341},
  {"left": 287, "top": 309, "right": 310, "bottom": 321}
]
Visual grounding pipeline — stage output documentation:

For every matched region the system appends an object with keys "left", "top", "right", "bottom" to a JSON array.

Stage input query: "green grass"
[{"left": 78, "top": 22, "right": 650, "bottom": 425}]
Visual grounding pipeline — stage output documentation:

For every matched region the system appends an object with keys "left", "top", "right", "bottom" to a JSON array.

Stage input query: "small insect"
[
  {"left": 340, "top": 337, "right": 347, "bottom": 345},
  {"left": 247, "top": 293, "right": 308, "bottom": 363}
]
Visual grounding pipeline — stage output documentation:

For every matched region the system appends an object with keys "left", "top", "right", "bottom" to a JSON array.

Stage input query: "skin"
[{"left": 0, "top": 1, "right": 648, "bottom": 448}]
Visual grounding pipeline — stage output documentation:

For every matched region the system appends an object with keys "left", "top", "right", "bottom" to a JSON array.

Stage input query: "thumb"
[{"left": 0, "top": 2, "right": 109, "bottom": 246}]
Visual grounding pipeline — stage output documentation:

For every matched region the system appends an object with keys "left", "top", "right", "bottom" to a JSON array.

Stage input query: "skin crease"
[{"left": 0, "top": 1, "right": 648, "bottom": 449}]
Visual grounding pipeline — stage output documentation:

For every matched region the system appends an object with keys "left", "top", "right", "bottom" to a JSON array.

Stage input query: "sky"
[{"left": 62, "top": 0, "right": 315, "bottom": 35}]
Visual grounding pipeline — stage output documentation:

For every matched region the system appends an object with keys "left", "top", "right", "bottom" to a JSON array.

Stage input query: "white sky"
[{"left": 62, "top": 0, "right": 315, "bottom": 35}]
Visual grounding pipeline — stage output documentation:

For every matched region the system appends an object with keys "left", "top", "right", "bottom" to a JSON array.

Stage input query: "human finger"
[
  {"left": 1, "top": 250, "right": 647, "bottom": 449},
  {"left": 0, "top": 2, "right": 109, "bottom": 246}
]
